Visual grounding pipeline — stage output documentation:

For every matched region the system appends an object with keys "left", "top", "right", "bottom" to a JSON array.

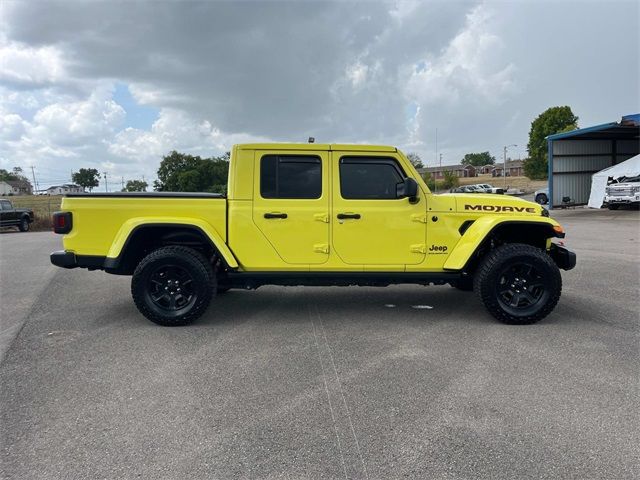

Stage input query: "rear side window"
[
  {"left": 260, "top": 155, "right": 322, "bottom": 199},
  {"left": 339, "top": 157, "right": 405, "bottom": 199},
  {"left": 1, "top": 201, "right": 11, "bottom": 210}
]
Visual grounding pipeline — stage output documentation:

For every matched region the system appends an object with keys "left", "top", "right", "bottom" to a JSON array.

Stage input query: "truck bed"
[{"left": 60, "top": 192, "right": 227, "bottom": 258}]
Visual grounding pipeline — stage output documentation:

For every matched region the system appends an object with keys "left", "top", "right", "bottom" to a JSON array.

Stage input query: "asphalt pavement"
[{"left": 1, "top": 209, "right": 639, "bottom": 479}]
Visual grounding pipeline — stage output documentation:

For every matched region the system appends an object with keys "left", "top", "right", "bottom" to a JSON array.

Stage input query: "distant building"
[
  {"left": 45, "top": 184, "right": 84, "bottom": 195},
  {"left": 492, "top": 160, "right": 524, "bottom": 177},
  {"left": 418, "top": 164, "right": 477, "bottom": 179},
  {"left": 479, "top": 164, "right": 494, "bottom": 174},
  {"left": 0, "top": 179, "right": 33, "bottom": 195}
]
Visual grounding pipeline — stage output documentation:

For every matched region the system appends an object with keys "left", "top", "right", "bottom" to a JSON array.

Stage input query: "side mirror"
[{"left": 397, "top": 177, "right": 419, "bottom": 202}]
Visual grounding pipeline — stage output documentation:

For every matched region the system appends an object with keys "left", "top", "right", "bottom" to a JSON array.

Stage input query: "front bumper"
[
  {"left": 604, "top": 194, "right": 640, "bottom": 204},
  {"left": 549, "top": 244, "right": 576, "bottom": 271}
]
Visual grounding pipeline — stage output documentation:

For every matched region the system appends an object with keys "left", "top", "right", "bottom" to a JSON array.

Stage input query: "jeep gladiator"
[{"left": 50, "top": 143, "right": 576, "bottom": 326}]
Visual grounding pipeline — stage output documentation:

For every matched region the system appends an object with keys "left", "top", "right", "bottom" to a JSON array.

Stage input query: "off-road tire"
[
  {"left": 450, "top": 275, "right": 474, "bottom": 291},
  {"left": 18, "top": 217, "right": 30, "bottom": 232},
  {"left": 131, "top": 246, "right": 215, "bottom": 326},
  {"left": 474, "top": 243, "right": 561, "bottom": 325},
  {"left": 607, "top": 203, "right": 620, "bottom": 210}
]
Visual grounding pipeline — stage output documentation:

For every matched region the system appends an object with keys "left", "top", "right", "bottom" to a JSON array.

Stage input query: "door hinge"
[
  {"left": 314, "top": 243, "right": 329, "bottom": 254},
  {"left": 314, "top": 213, "right": 329, "bottom": 223},
  {"left": 410, "top": 244, "right": 427, "bottom": 254},
  {"left": 411, "top": 214, "right": 427, "bottom": 223}
]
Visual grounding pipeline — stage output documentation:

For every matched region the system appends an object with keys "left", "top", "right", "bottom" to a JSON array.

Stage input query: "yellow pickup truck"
[{"left": 51, "top": 143, "right": 575, "bottom": 326}]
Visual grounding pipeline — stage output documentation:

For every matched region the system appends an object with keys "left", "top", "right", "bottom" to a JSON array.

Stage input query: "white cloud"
[
  {"left": 32, "top": 87, "right": 125, "bottom": 145},
  {"left": 0, "top": 40, "right": 65, "bottom": 88},
  {"left": 406, "top": 4, "right": 517, "bottom": 107},
  {"left": 109, "top": 108, "right": 268, "bottom": 162}
]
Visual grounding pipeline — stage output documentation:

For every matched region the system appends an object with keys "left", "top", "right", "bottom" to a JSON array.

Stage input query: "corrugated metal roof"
[{"left": 546, "top": 114, "right": 639, "bottom": 141}]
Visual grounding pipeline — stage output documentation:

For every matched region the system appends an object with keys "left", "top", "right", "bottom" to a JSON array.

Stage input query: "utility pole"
[
  {"left": 121, "top": 176, "right": 125, "bottom": 191},
  {"left": 503, "top": 144, "right": 517, "bottom": 189},
  {"left": 29, "top": 166, "right": 38, "bottom": 194},
  {"left": 435, "top": 128, "right": 438, "bottom": 170},
  {"left": 437, "top": 153, "right": 443, "bottom": 193},
  {"left": 103, "top": 172, "right": 109, "bottom": 192}
]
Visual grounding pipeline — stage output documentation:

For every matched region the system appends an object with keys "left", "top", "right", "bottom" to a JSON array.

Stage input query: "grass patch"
[{"left": 6, "top": 195, "right": 62, "bottom": 231}]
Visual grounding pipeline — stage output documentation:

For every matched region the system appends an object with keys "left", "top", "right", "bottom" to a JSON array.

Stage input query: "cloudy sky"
[{"left": 1, "top": 0, "right": 638, "bottom": 190}]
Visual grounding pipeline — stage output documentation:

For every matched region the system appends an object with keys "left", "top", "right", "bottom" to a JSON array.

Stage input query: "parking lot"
[{"left": 1, "top": 208, "right": 638, "bottom": 479}]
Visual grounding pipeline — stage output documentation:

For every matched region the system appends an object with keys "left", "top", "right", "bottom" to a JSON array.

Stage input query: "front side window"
[
  {"left": 339, "top": 157, "right": 405, "bottom": 199},
  {"left": 1, "top": 201, "right": 11, "bottom": 210},
  {"left": 260, "top": 155, "right": 322, "bottom": 199}
]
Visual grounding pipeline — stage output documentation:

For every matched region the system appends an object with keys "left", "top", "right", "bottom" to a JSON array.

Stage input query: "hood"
[{"left": 447, "top": 193, "right": 544, "bottom": 215}]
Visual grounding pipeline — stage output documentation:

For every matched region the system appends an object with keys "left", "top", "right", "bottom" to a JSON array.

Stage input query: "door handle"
[
  {"left": 337, "top": 213, "right": 361, "bottom": 220},
  {"left": 264, "top": 212, "right": 288, "bottom": 219}
]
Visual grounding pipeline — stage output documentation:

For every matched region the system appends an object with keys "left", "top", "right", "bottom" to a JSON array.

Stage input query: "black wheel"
[
  {"left": 450, "top": 275, "right": 474, "bottom": 291},
  {"left": 474, "top": 243, "right": 561, "bottom": 325},
  {"left": 535, "top": 193, "right": 548, "bottom": 205},
  {"left": 18, "top": 217, "right": 30, "bottom": 232},
  {"left": 131, "top": 246, "right": 215, "bottom": 326},
  {"left": 607, "top": 203, "right": 620, "bottom": 210}
]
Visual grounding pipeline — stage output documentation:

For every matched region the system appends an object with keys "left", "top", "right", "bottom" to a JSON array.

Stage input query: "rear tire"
[
  {"left": 131, "top": 246, "right": 215, "bottom": 326},
  {"left": 474, "top": 243, "right": 561, "bottom": 325},
  {"left": 18, "top": 217, "right": 30, "bottom": 232}
]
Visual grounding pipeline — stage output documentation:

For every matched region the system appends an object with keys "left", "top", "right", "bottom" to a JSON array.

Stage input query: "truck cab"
[{"left": 51, "top": 143, "right": 575, "bottom": 326}]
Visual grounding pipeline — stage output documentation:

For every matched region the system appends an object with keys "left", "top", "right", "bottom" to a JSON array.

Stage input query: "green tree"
[
  {"left": 407, "top": 153, "right": 423, "bottom": 169},
  {"left": 154, "top": 151, "right": 230, "bottom": 193},
  {"left": 421, "top": 171, "right": 435, "bottom": 190},
  {"left": 0, "top": 168, "right": 27, "bottom": 182},
  {"left": 442, "top": 170, "right": 459, "bottom": 189},
  {"left": 525, "top": 106, "right": 578, "bottom": 180},
  {"left": 122, "top": 179, "right": 148, "bottom": 192},
  {"left": 461, "top": 151, "right": 495, "bottom": 167},
  {"left": 72, "top": 168, "right": 100, "bottom": 192}
]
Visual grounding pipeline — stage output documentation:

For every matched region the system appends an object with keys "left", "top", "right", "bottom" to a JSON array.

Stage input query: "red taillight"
[{"left": 52, "top": 212, "right": 72, "bottom": 234}]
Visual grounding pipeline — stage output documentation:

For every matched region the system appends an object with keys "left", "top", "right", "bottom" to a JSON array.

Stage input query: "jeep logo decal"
[
  {"left": 428, "top": 244, "right": 448, "bottom": 253},
  {"left": 464, "top": 204, "right": 536, "bottom": 213}
]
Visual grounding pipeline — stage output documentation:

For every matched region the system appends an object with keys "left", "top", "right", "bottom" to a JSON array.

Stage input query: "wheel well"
[
  {"left": 111, "top": 226, "right": 220, "bottom": 275},
  {"left": 463, "top": 222, "right": 554, "bottom": 275}
]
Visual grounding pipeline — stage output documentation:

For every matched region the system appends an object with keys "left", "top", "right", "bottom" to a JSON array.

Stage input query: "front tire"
[
  {"left": 131, "top": 246, "right": 215, "bottom": 326},
  {"left": 535, "top": 193, "right": 548, "bottom": 205},
  {"left": 18, "top": 217, "right": 30, "bottom": 232},
  {"left": 474, "top": 243, "right": 561, "bottom": 325},
  {"left": 607, "top": 203, "right": 620, "bottom": 210}
]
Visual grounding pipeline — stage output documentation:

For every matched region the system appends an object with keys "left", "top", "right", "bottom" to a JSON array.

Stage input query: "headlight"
[
  {"left": 605, "top": 187, "right": 612, "bottom": 194},
  {"left": 633, "top": 186, "right": 640, "bottom": 194},
  {"left": 541, "top": 207, "right": 549, "bottom": 217}
]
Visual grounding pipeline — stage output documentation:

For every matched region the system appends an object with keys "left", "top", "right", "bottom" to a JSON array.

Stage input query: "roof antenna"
[{"left": 308, "top": 137, "right": 315, "bottom": 143}]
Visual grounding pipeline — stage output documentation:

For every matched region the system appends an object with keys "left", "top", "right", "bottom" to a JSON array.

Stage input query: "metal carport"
[{"left": 546, "top": 114, "right": 639, "bottom": 208}]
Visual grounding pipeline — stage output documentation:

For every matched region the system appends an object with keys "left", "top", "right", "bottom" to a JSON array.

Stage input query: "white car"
[
  {"left": 604, "top": 176, "right": 640, "bottom": 209},
  {"left": 472, "top": 183, "right": 504, "bottom": 194},
  {"left": 534, "top": 188, "right": 549, "bottom": 205}
]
